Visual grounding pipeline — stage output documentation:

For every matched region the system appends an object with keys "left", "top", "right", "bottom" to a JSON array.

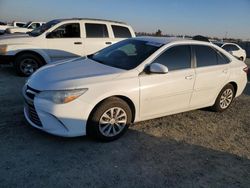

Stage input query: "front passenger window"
[
  {"left": 47, "top": 23, "right": 80, "bottom": 38},
  {"left": 153, "top": 45, "right": 191, "bottom": 71}
]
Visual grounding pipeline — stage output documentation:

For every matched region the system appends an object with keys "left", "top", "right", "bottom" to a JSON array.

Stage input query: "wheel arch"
[
  {"left": 14, "top": 50, "right": 49, "bottom": 65},
  {"left": 88, "top": 95, "right": 136, "bottom": 124},
  {"left": 228, "top": 81, "right": 238, "bottom": 97}
]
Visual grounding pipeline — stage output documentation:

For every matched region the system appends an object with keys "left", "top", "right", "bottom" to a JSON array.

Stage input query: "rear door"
[
  {"left": 108, "top": 25, "right": 133, "bottom": 44},
  {"left": 190, "top": 45, "right": 230, "bottom": 108},
  {"left": 46, "top": 22, "right": 84, "bottom": 62},
  {"left": 83, "top": 23, "right": 111, "bottom": 55}
]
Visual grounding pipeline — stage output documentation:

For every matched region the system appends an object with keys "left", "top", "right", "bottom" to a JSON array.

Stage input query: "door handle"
[
  {"left": 105, "top": 42, "right": 112, "bottom": 45},
  {"left": 74, "top": 42, "right": 82, "bottom": 45},
  {"left": 185, "top": 75, "right": 194, "bottom": 80}
]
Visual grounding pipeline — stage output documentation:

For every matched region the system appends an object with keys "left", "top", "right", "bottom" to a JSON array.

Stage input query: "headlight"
[
  {"left": 37, "top": 89, "right": 88, "bottom": 104},
  {"left": 0, "top": 45, "right": 7, "bottom": 55}
]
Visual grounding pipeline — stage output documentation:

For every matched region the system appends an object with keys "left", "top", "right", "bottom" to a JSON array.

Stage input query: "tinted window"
[
  {"left": 48, "top": 23, "right": 80, "bottom": 38},
  {"left": 195, "top": 45, "right": 218, "bottom": 67},
  {"left": 112, "top": 25, "right": 132, "bottom": 38},
  {"left": 89, "top": 39, "right": 162, "bottom": 70},
  {"left": 195, "top": 45, "right": 229, "bottom": 67},
  {"left": 16, "top": 23, "right": 25, "bottom": 27},
  {"left": 222, "top": 44, "right": 239, "bottom": 51},
  {"left": 153, "top": 45, "right": 191, "bottom": 71},
  {"left": 85, "top": 23, "right": 108, "bottom": 38},
  {"left": 217, "top": 51, "right": 230, "bottom": 64}
]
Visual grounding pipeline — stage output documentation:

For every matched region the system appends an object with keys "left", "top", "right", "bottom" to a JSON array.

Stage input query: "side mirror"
[
  {"left": 228, "top": 50, "right": 234, "bottom": 55},
  {"left": 149, "top": 63, "right": 168, "bottom": 74}
]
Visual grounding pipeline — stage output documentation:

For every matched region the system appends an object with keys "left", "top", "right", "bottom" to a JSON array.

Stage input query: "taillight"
[{"left": 243, "top": 66, "right": 248, "bottom": 74}]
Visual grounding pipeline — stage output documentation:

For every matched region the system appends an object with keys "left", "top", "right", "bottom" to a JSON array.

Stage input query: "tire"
[
  {"left": 239, "top": 57, "right": 244, "bottom": 61},
  {"left": 211, "top": 84, "right": 235, "bottom": 112},
  {"left": 87, "top": 97, "right": 132, "bottom": 141},
  {"left": 15, "top": 53, "right": 44, "bottom": 77}
]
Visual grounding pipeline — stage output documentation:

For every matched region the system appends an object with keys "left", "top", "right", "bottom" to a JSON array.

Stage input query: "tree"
[{"left": 155, "top": 29, "right": 162, "bottom": 36}]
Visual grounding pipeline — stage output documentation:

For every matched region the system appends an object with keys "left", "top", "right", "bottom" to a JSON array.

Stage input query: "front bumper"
[
  {"left": 0, "top": 55, "right": 14, "bottom": 64},
  {"left": 23, "top": 86, "right": 92, "bottom": 137}
]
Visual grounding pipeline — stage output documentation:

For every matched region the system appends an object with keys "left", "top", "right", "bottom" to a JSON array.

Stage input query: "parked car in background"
[
  {"left": 0, "top": 21, "right": 27, "bottom": 34},
  {"left": 213, "top": 42, "right": 246, "bottom": 61},
  {"left": 5, "top": 21, "right": 45, "bottom": 34},
  {"left": 12, "top": 21, "right": 27, "bottom": 28},
  {"left": 23, "top": 37, "right": 248, "bottom": 141},
  {"left": 0, "top": 18, "right": 135, "bottom": 76}
]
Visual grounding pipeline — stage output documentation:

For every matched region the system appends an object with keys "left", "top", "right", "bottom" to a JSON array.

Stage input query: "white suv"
[
  {"left": 0, "top": 18, "right": 135, "bottom": 76},
  {"left": 23, "top": 37, "right": 248, "bottom": 141}
]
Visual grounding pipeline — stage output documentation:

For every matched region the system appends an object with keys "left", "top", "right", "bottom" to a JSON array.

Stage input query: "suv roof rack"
[
  {"left": 64, "top": 18, "right": 127, "bottom": 25},
  {"left": 192, "top": 35, "right": 210, "bottom": 42}
]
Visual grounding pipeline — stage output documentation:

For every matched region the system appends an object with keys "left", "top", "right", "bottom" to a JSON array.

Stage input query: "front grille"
[{"left": 24, "top": 85, "right": 42, "bottom": 127}]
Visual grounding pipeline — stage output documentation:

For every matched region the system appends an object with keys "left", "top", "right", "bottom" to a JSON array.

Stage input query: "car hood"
[
  {"left": 0, "top": 33, "right": 33, "bottom": 44},
  {"left": 27, "top": 57, "right": 126, "bottom": 91}
]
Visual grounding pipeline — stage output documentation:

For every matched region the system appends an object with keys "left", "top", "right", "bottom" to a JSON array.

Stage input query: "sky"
[{"left": 0, "top": 0, "right": 250, "bottom": 40}]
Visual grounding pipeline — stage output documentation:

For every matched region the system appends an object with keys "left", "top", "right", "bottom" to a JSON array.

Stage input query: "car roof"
[
  {"left": 134, "top": 36, "right": 211, "bottom": 46},
  {"left": 53, "top": 18, "right": 127, "bottom": 25}
]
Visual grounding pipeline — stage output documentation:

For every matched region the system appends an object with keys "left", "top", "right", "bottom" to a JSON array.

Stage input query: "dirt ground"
[{"left": 0, "top": 59, "right": 249, "bottom": 188}]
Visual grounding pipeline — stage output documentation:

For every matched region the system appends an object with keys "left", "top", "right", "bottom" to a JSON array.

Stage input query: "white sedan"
[
  {"left": 214, "top": 42, "right": 247, "bottom": 61},
  {"left": 23, "top": 37, "right": 248, "bottom": 141}
]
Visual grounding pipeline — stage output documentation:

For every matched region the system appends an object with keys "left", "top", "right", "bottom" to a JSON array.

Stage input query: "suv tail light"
[{"left": 243, "top": 66, "right": 248, "bottom": 74}]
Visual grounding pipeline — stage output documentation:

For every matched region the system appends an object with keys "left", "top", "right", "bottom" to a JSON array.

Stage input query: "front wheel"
[
  {"left": 211, "top": 84, "right": 235, "bottom": 112},
  {"left": 87, "top": 97, "right": 132, "bottom": 141},
  {"left": 15, "top": 53, "right": 43, "bottom": 77}
]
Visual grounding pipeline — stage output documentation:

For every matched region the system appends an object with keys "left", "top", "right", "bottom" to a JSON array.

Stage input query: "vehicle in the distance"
[
  {"left": 213, "top": 42, "right": 246, "bottom": 61},
  {"left": 5, "top": 21, "right": 45, "bottom": 34},
  {"left": 23, "top": 37, "right": 248, "bottom": 141},
  {"left": 0, "top": 21, "right": 27, "bottom": 34},
  {"left": 0, "top": 18, "right": 135, "bottom": 76}
]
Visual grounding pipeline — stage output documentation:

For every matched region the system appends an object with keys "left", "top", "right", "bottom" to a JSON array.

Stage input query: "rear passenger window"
[
  {"left": 112, "top": 25, "right": 132, "bottom": 38},
  {"left": 153, "top": 45, "right": 191, "bottom": 71},
  {"left": 195, "top": 45, "right": 217, "bottom": 67},
  {"left": 217, "top": 51, "right": 230, "bottom": 64},
  {"left": 85, "top": 23, "right": 108, "bottom": 38}
]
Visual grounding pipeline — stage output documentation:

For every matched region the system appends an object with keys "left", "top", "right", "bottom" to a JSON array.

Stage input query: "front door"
[
  {"left": 139, "top": 45, "right": 195, "bottom": 120},
  {"left": 46, "top": 22, "right": 84, "bottom": 62}
]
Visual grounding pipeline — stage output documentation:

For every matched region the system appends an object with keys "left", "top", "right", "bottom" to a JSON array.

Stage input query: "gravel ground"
[{"left": 0, "top": 59, "right": 249, "bottom": 188}]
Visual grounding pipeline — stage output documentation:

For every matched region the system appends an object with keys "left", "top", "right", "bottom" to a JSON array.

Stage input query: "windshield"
[
  {"left": 22, "top": 21, "right": 31, "bottom": 28},
  {"left": 29, "top": 20, "right": 61, "bottom": 37},
  {"left": 213, "top": 42, "right": 224, "bottom": 47},
  {"left": 89, "top": 39, "right": 163, "bottom": 70}
]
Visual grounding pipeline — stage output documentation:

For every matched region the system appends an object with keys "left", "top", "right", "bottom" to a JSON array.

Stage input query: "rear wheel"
[
  {"left": 87, "top": 97, "right": 132, "bottom": 141},
  {"left": 211, "top": 84, "right": 235, "bottom": 112},
  {"left": 15, "top": 53, "right": 44, "bottom": 77}
]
